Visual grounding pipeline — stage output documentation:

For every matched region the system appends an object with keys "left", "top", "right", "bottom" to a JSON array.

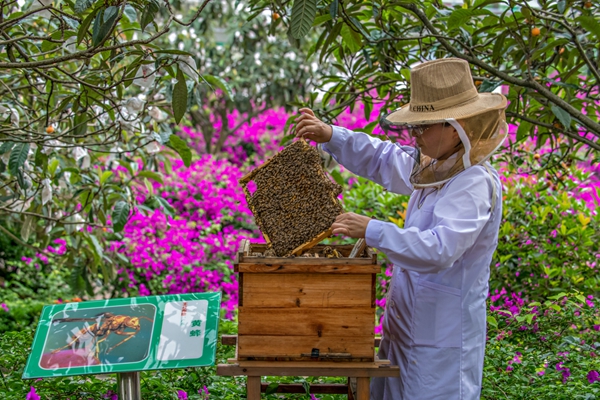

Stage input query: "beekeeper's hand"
[
  {"left": 332, "top": 213, "right": 372, "bottom": 238},
  {"left": 295, "top": 108, "right": 333, "bottom": 143}
]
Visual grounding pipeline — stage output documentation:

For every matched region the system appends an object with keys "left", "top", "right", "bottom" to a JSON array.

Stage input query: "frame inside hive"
[{"left": 240, "top": 139, "right": 343, "bottom": 257}]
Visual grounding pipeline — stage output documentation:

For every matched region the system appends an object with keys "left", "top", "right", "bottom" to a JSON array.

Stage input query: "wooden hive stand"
[{"left": 217, "top": 240, "right": 400, "bottom": 399}]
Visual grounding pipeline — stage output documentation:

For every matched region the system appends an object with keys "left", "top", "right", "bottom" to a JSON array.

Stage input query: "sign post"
[
  {"left": 22, "top": 292, "right": 221, "bottom": 399},
  {"left": 117, "top": 372, "right": 141, "bottom": 400}
]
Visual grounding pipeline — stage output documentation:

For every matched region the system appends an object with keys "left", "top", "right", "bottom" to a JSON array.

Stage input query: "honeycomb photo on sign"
[{"left": 240, "top": 139, "right": 343, "bottom": 257}]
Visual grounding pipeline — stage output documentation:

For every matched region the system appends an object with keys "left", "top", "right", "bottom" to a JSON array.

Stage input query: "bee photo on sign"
[{"left": 40, "top": 304, "right": 155, "bottom": 369}]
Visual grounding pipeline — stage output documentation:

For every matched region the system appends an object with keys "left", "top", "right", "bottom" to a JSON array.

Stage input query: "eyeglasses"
[{"left": 407, "top": 122, "right": 451, "bottom": 136}]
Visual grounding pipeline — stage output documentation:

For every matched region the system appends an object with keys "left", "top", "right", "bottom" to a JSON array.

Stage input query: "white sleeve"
[
  {"left": 364, "top": 167, "right": 493, "bottom": 274},
  {"left": 322, "top": 125, "right": 415, "bottom": 195}
]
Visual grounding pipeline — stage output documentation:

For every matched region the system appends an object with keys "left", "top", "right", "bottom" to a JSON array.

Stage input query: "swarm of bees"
[{"left": 240, "top": 139, "right": 343, "bottom": 257}]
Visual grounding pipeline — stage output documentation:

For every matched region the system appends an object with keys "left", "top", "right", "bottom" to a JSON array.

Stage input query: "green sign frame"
[{"left": 23, "top": 292, "right": 221, "bottom": 379}]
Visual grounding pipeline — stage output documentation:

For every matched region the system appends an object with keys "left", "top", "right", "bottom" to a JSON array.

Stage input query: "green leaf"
[
  {"left": 551, "top": 104, "right": 572, "bottom": 129},
  {"left": 265, "top": 383, "right": 279, "bottom": 395},
  {"left": 290, "top": 0, "right": 317, "bottom": 39},
  {"left": 77, "top": 8, "right": 98, "bottom": 45},
  {"left": 49, "top": 158, "right": 60, "bottom": 176},
  {"left": 486, "top": 315, "right": 498, "bottom": 328},
  {"left": 73, "top": 113, "right": 88, "bottom": 136},
  {"left": 172, "top": 68, "right": 188, "bottom": 124},
  {"left": 557, "top": 0, "right": 567, "bottom": 14},
  {"left": 448, "top": 8, "right": 474, "bottom": 31},
  {"left": 330, "top": 169, "right": 344, "bottom": 187},
  {"left": 169, "top": 134, "right": 192, "bottom": 167},
  {"left": 329, "top": 0, "right": 338, "bottom": 19},
  {"left": 156, "top": 196, "right": 175, "bottom": 216},
  {"left": 313, "top": 14, "right": 332, "bottom": 27},
  {"left": 302, "top": 381, "right": 310, "bottom": 395},
  {"left": 140, "top": 0, "right": 159, "bottom": 32},
  {"left": 202, "top": 75, "right": 233, "bottom": 101},
  {"left": 123, "top": 4, "right": 137, "bottom": 22},
  {"left": 516, "top": 121, "right": 532, "bottom": 142},
  {"left": 88, "top": 234, "right": 104, "bottom": 263},
  {"left": 69, "top": 267, "right": 86, "bottom": 294},
  {"left": 137, "top": 170, "right": 163, "bottom": 184},
  {"left": 576, "top": 16, "right": 600, "bottom": 39},
  {"left": 112, "top": 201, "right": 130, "bottom": 233},
  {"left": 99, "top": 171, "right": 113, "bottom": 185},
  {"left": 340, "top": 24, "right": 362, "bottom": 53},
  {"left": 9, "top": 142, "right": 29, "bottom": 176},
  {"left": 92, "top": 6, "right": 119, "bottom": 47},
  {"left": 479, "top": 79, "right": 502, "bottom": 93},
  {"left": 74, "top": 0, "right": 94, "bottom": 14},
  {"left": 21, "top": 216, "right": 33, "bottom": 242},
  {"left": 0, "top": 141, "right": 14, "bottom": 154},
  {"left": 34, "top": 146, "right": 48, "bottom": 172}
]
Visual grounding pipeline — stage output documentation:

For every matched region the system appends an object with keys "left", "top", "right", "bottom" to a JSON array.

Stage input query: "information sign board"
[{"left": 23, "top": 292, "right": 221, "bottom": 379}]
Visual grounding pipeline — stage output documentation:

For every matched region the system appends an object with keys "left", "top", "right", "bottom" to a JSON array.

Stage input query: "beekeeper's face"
[{"left": 410, "top": 122, "right": 462, "bottom": 160}]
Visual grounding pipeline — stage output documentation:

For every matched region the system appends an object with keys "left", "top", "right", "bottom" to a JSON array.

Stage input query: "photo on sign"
[{"left": 39, "top": 304, "right": 156, "bottom": 369}]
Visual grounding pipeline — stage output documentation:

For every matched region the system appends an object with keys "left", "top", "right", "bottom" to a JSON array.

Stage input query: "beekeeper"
[{"left": 295, "top": 58, "right": 508, "bottom": 399}]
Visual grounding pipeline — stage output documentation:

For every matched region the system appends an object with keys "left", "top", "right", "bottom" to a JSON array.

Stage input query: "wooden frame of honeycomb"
[{"left": 239, "top": 139, "right": 343, "bottom": 257}]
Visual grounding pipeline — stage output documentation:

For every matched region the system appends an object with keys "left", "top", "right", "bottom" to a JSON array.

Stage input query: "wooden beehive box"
[{"left": 234, "top": 239, "right": 378, "bottom": 362}]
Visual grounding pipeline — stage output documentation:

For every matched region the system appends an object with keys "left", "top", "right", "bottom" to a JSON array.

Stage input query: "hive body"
[
  {"left": 240, "top": 139, "right": 343, "bottom": 256},
  {"left": 235, "top": 241, "right": 378, "bottom": 362}
]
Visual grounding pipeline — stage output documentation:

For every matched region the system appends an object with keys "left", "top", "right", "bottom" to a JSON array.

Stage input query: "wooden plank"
[
  {"left": 237, "top": 264, "right": 380, "bottom": 274},
  {"left": 290, "top": 228, "right": 333, "bottom": 256},
  {"left": 242, "top": 274, "right": 372, "bottom": 308},
  {"left": 238, "top": 257, "right": 376, "bottom": 266},
  {"left": 222, "top": 335, "right": 237, "bottom": 346},
  {"left": 260, "top": 383, "right": 348, "bottom": 394},
  {"left": 356, "top": 377, "right": 370, "bottom": 400},
  {"left": 349, "top": 238, "right": 367, "bottom": 258},
  {"left": 238, "top": 335, "right": 374, "bottom": 359},
  {"left": 234, "top": 360, "right": 390, "bottom": 368},
  {"left": 246, "top": 376, "right": 261, "bottom": 400},
  {"left": 238, "top": 272, "right": 244, "bottom": 307},
  {"left": 242, "top": 243, "right": 378, "bottom": 264},
  {"left": 222, "top": 335, "right": 384, "bottom": 348},
  {"left": 371, "top": 274, "right": 376, "bottom": 308},
  {"left": 217, "top": 363, "right": 400, "bottom": 378},
  {"left": 238, "top": 307, "right": 374, "bottom": 337}
]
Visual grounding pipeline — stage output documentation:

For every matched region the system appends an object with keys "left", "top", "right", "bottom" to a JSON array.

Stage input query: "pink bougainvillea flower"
[
  {"left": 26, "top": 386, "right": 40, "bottom": 400},
  {"left": 588, "top": 370, "right": 600, "bottom": 384},
  {"left": 103, "top": 390, "right": 118, "bottom": 400},
  {"left": 177, "top": 390, "right": 188, "bottom": 400}
]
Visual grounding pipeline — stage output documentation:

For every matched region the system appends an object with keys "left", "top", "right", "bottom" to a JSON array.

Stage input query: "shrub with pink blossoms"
[
  {"left": 113, "top": 155, "right": 260, "bottom": 318},
  {"left": 482, "top": 291, "right": 600, "bottom": 397}
]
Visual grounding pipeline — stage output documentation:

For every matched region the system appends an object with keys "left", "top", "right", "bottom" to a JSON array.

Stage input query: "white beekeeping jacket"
[{"left": 323, "top": 126, "right": 503, "bottom": 400}]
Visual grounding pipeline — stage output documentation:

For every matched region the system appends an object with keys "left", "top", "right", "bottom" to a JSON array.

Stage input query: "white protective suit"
[{"left": 323, "top": 125, "right": 502, "bottom": 400}]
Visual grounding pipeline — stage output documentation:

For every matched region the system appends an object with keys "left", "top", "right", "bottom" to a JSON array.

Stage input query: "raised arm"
[
  {"left": 294, "top": 108, "right": 415, "bottom": 194},
  {"left": 322, "top": 126, "right": 416, "bottom": 195}
]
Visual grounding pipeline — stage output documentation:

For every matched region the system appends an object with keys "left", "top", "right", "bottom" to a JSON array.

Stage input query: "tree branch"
[{"left": 400, "top": 2, "right": 600, "bottom": 137}]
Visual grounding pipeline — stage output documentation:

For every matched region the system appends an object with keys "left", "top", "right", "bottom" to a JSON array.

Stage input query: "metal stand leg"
[{"left": 117, "top": 371, "right": 141, "bottom": 400}]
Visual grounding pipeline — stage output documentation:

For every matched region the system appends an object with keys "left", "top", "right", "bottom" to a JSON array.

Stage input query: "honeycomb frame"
[{"left": 240, "top": 139, "right": 343, "bottom": 257}]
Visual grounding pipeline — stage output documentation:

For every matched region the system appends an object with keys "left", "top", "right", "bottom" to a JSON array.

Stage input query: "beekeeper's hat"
[{"left": 380, "top": 58, "right": 508, "bottom": 188}]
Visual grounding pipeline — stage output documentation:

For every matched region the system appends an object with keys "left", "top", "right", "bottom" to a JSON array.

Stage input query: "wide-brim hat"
[{"left": 383, "top": 58, "right": 507, "bottom": 126}]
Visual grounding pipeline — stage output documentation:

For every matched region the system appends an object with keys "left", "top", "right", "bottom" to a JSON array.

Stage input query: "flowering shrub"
[
  {"left": 492, "top": 131, "right": 600, "bottom": 298},
  {"left": 482, "top": 291, "right": 600, "bottom": 398},
  {"left": 113, "top": 155, "right": 260, "bottom": 317}
]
